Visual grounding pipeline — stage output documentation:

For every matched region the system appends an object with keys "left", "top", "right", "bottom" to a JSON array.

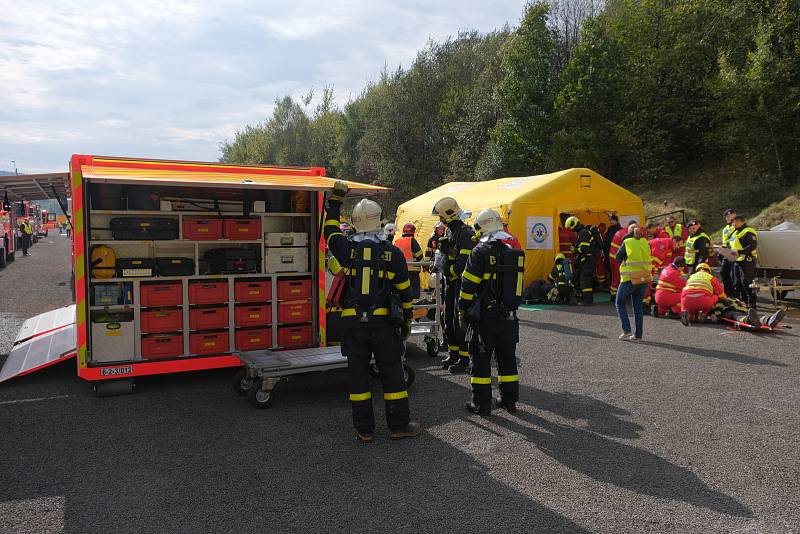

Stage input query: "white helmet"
[
  {"left": 350, "top": 199, "right": 383, "bottom": 233},
  {"left": 432, "top": 197, "right": 462, "bottom": 222},
  {"left": 475, "top": 208, "right": 503, "bottom": 235}
]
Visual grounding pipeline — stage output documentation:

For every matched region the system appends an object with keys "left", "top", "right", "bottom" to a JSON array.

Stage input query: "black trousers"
[
  {"left": 720, "top": 259, "right": 735, "bottom": 296},
  {"left": 733, "top": 260, "right": 756, "bottom": 307},
  {"left": 342, "top": 325, "right": 409, "bottom": 433},
  {"left": 470, "top": 315, "right": 519, "bottom": 406},
  {"left": 21, "top": 234, "right": 31, "bottom": 254},
  {"left": 576, "top": 255, "right": 596, "bottom": 303},
  {"left": 444, "top": 279, "right": 468, "bottom": 360},
  {"left": 408, "top": 271, "right": 421, "bottom": 299}
]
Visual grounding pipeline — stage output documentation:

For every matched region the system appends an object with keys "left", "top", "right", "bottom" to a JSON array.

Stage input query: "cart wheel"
[
  {"left": 426, "top": 339, "right": 438, "bottom": 358},
  {"left": 249, "top": 384, "right": 274, "bottom": 409},
  {"left": 403, "top": 364, "right": 416, "bottom": 389},
  {"left": 232, "top": 369, "right": 253, "bottom": 397},
  {"left": 94, "top": 379, "right": 134, "bottom": 397},
  {"left": 368, "top": 363, "right": 380, "bottom": 379}
]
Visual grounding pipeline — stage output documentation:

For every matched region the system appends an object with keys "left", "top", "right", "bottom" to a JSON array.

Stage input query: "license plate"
[{"left": 101, "top": 366, "right": 133, "bottom": 376}]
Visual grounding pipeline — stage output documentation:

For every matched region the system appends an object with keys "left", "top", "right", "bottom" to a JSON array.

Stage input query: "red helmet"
[{"left": 402, "top": 223, "right": 416, "bottom": 234}]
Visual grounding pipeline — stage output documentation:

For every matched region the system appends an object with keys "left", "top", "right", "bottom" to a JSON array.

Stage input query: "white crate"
[
  {"left": 265, "top": 232, "right": 309, "bottom": 248},
  {"left": 91, "top": 320, "right": 136, "bottom": 362},
  {"left": 266, "top": 247, "right": 309, "bottom": 273}
]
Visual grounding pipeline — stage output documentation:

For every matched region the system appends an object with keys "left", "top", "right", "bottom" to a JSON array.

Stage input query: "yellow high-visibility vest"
[
  {"left": 619, "top": 237, "right": 652, "bottom": 283},
  {"left": 684, "top": 232, "right": 709, "bottom": 265},
  {"left": 664, "top": 224, "right": 684, "bottom": 239},
  {"left": 721, "top": 224, "right": 736, "bottom": 249},
  {"left": 732, "top": 226, "right": 757, "bottom": 262},
  {"left": 685, "top": 270, "right": 714, "bottom": 294}
]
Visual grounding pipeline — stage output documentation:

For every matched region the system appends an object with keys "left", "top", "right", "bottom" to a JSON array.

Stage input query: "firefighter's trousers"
[
  {"left": 444, "top": 279, "right": 469, "bottom": 361},
  {"left": 342, "top": 325, "right": 410, "bottom": 433},
  {"left": 469, "top": 315, "right": 519, "bottom": 407}
]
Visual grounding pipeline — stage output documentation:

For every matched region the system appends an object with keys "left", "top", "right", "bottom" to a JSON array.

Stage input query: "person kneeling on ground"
[
  {"left": 680, "top": 263, "right": 724, "bottom": 326},
  {"left": 654, "top": 257, "right": 687, "bottom": 318},
  {"left": 547, "top": 253, "right": 576, "bottom": 305}
]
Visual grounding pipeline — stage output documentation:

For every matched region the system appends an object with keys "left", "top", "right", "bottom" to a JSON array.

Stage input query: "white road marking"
[{"left": 0, "top": 394, "right": 72, "bottom": 406}]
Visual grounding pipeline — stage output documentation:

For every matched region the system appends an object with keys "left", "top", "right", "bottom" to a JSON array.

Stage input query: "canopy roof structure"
[
  {"left": 0, "top": 172, "right": 70, "bottom": 201},
  {"left": 77, "top": 156, "right": 387, "bottom": 193}
]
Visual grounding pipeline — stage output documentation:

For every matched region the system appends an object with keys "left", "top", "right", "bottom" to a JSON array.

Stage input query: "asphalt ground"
[{"left": 1, "top": 236, "right": 799, "bottom": 533}]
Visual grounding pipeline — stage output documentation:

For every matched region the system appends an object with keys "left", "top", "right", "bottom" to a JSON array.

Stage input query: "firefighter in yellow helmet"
[
  {"left": 565, "top": 216, "right": 600, "bottom": 304},
  {"left": 432, "top": 197, "right": 475, "bottom": 373},
  {"left": 323, "top": 183, "right": 421, "bottom": 443}
]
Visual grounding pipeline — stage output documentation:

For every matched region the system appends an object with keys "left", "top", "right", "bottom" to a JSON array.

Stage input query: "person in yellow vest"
[
  {"left": 20, "top": 219, "right": 33, "bottom": 257},
  {"left": 684, "top": 220, "right": 711, "bottom": 273},
  {"left": 614, "top": 226, "right": 652, "bottom": 341},
  {"left": 395, "top": 223, "right": 424, "bottom": 298},
  {"left": 730, "top": 215, "right": 758, "bottom": 308},
  {"left": 719, "top": 208, "right": 737, "bottom": 296},
  {"left": 680, "top": 263, "right": 727, "bottom": 325}
]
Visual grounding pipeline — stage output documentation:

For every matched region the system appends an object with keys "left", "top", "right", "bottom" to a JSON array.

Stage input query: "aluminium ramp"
[
  {"left": 1, "top": 323, "right": 76, "bottom": 383},
  {"left": 13, "top": 304, "right": 76, "bottom": 345}
]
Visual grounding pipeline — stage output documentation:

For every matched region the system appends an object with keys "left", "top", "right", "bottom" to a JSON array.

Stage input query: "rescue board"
[{"left": 719, "top": 317, "right": 775, "bottom": 332}]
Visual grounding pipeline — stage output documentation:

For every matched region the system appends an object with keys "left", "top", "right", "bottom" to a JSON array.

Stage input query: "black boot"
[
  {"left": 389, "top": 422, "right": 422, "bottom": 440},
  {"left": 495, "top": 397, "right": 517, "bottom": 414},
  {"left": 680, "top": 311, "right": 690, "bottom": 326},
  {"left": 465, "top": 401, "right": 491, "bottom": 415},
  {"left": 441, "top": 355, "right": 459, "bottom": 369},
  {"left": 448, "top": 359, "right": 470, "bottom": 374}
]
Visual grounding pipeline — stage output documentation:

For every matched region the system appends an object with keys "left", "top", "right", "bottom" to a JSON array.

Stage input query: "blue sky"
[{"left": 0, "top": 0, "right": 525, "bottom": 173}]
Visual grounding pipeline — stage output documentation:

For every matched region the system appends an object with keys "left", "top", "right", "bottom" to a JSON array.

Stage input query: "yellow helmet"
[
  {"left": 696, "top": 262, "right": 711, "bottom": 272},
  {"left": 555, "top": 253, "right": 565, "bottom": 261},
  {"left": 350, "top": 199, "right": 383, "bottom": 233},
  {"left": 565, "top": 216, "right": 580, "bottom": 230},
  {"left": 432, "top": 197, "right": 462, "bottom": 222}
]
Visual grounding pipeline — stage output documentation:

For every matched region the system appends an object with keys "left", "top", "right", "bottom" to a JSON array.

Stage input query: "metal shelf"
[
  {"left": 89, "top": 304, "right": 134, "bottom": 311},
  {"left": 91, "top": 210, "right": 311, "bottom": 217},
  {"left": 90, "top": 272, "right": 312, "bottom": 283}
]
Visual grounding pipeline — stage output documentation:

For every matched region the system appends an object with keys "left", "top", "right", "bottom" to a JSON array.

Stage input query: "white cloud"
[{"left": 0, "top": 0, "right": 526, "bottom": 172}]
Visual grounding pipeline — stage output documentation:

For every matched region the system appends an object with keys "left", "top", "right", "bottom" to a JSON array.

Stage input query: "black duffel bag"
[
  {"left": 202, "top": 247, "right": 260, "bottom": 274},
  {"left": 110, "top": 218, "right": 178, "bottom": 240}
]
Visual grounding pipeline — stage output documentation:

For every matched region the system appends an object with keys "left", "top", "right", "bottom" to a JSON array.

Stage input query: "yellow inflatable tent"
[{"left": 394, "top": 168, "right": 645, "bottom": 285}]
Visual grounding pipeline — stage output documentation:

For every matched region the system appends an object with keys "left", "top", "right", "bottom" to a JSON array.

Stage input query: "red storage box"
[
  {"left": 235, "top": 280, "right": 271, "bottom": 302},
  {"left": 189, "top": 306, "right": 229, "bottom": 330},
  {"left": 189, "top": 280, "right": 228, "bottom": 304},
  {"left": 141, "top": 309, "right": 183, "bottom": 334},
  {"left": 278, "top": 279, "right": 312, "bottom": 300},
  {"left": 278, "top": 300, "right": 312, "bottom": 324},
  {"left": 142, "top": 334, "right": 183, "bottom": 360},
  {"left": 183, "top": 217, "right": 223, "bottom": 240},
  {"left": 278, "top": 325, "right": 313, "bottom": 348},
  {"left": 223, "top": 218, "right": 261, "bottom": 240},
  {"left": 189, "top": 331, "right": 230, "bottom": 355},
  {"left": 140, "top": 282, "right": 182, "bottom": 307},
  {"left": 235, "top": 328, "right": 272, "bottom": 351},
  {"left": 235, "top": 304, "right": 271, "bottom": 327}
]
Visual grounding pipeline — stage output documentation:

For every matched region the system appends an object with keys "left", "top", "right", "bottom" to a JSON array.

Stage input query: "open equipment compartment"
[{"left": 72, "top": 155, "right": 386, "bottom": 388}]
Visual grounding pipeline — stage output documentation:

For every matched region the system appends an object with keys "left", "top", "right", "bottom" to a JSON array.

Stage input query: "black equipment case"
[
  {"left": 110, "top": 218, "right": 178, "bottom": 240},
  {"left": 202, "top": 248, "right": 260, "bottom": 274},
  {"left": 156, "top": 257, "right": 195, "bottom": 276},
  {"left": 116, "top": 258, "right": 156, "bottom": 277}
]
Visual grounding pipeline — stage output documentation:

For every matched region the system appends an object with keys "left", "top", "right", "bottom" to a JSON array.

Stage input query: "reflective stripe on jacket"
[
  {"left": 619, "top": 237, "right": 652, "bottom": 283},
  {"left": 732, "top": 226, "right": 758, "bottom": 261},
  {"left": 684, "top": 270, "right": 714, "bottom": 295}
]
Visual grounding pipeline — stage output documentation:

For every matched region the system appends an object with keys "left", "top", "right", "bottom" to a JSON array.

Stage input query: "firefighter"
[
  {"left": 324, "top": 182, "right": 421, "bottom": 443},
  {"left": 684, "top": 220, "right": 711, "bottom": 273},
  {"left": 654, "top": 257, "right": 687, "bottom": 317},
  {"left": 458, "top": 208, "right": 523, "bottom": 415},
  {"left": 730, "top": 215, "right": 758, "bottom": 308},
  {"left": 432, "top": 197, "right": 475, "bottom": 373},
  {"left": 565, "top": 215, "right": 600, "bottom": 305},
  {"left": 383, "top": 222, "right": 396, "bottom": 242},
  {"left": 558, "top": 213, "right": 576, "bottom": 261},
  {"left": 719, "top": 208, "right": 737, "bottom": 296},
  {"left": 424, "top": 221, "right": 446, "bottom": 262},
  {"left": 680, "top": 263, "right": 727, "bottom": 325},
  {"left": 548, "top": 253, "right": 576, "bottom": 305},
  {"left": 501, "top": 209, "right": 522, "bottom": 250},
  {"left": 395, "top": 223, "right": 424, "bottom": 298},
  {"left": 609, "top": 221, "right": 637, "bottom": 297}
]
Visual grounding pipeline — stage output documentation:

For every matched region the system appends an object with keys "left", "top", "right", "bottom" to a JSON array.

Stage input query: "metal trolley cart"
[{"left": 407, "top": 260, "right": 443, "bottom": 358}]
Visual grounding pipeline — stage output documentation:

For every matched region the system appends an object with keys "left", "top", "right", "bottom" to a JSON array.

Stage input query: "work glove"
[
  {"left": 400, "top": 321, "right": 411, "bottom": 341},
  {"left": 328, "top": 181, "right": 349, "bottom": 204}
]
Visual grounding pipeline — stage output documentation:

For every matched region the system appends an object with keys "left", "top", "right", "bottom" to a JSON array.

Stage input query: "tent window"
[{"left": 580, "top": 175, "right": 592, "bottom": 188}]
